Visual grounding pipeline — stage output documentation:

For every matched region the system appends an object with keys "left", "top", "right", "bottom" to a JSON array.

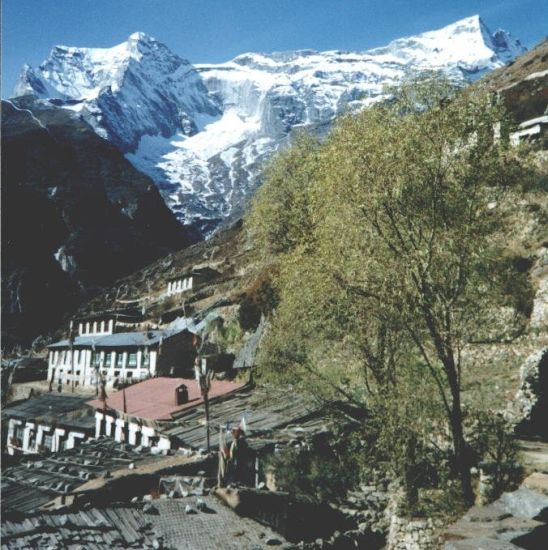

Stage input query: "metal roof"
[{"left": 47, "top": 325, "right": 197, "bottom": 350}]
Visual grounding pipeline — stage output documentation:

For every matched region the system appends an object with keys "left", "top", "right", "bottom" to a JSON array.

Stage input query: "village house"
[
  {"left": 47, "top": 325, "right": 199, "bottom": 391},
  {"left": 88, "top": 376, "right": 246, "bottom": 451},
  {"left": 510, "top": 114, "right": 548, "bottom": 145},
  {"left": 3, "top": 394, "right": 95, "bottom": 456},
  {"left": 166, "top": 266, "right": 221, "bottom": 297}
]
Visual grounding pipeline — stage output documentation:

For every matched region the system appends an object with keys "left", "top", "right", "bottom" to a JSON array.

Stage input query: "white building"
[
  {"left": 166, "top": 267, "right": 221, "bottom": 297},
  {"left": 89, "top": 376, "right": 245, "bottom": 451},
  {"left": 166, "top": 275, "right": 194, "bottom": 296},
  {"left": 3, "top": 394, "right": 95, "bottom": 456},
  {"left": 47, "top": 326, "right": 197, "bottom": 391}
]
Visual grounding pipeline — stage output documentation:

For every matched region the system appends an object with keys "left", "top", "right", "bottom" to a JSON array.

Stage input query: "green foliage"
[
  {"left": 218, "top": 320, "right": 244, "bottom": 347},
  {"left": 246, "top": 132, "right": 320, "bottom": 256},
  {"left": 265, "top": 430, "right": 364, "bottom": 503},
  {"left": 248, "top": 74, "right": 532, "bottom": 509},
  {"left": 495, "top": 255, "right": 536, "bottom": 317},
  {"left": 468, "top": 411, "right": 522, "bottom": 500},
  {"left": 239, "top": 269, "right": 278, "bottom": 330}
]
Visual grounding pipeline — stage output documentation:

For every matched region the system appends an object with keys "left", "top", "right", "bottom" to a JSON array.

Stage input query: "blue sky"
[{"left": 2, "top": 0, "right": 546, "bottom": 97}]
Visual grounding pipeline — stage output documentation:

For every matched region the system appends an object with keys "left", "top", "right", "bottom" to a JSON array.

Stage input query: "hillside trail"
[{"left": 443, "top": 438, "right": 548, "bottom": 549}]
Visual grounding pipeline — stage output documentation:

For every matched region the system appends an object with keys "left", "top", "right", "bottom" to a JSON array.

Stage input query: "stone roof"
[
  {"left": 1, "top": 438, "right": 193, "bottom": 515},
  {"left": 1, "top": 497, "right": 286, "bottom": 549}
]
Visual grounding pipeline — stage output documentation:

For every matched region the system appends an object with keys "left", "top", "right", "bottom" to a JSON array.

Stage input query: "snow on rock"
[{"left": 14, "top": 15, "right": 525, "bottom": 235}]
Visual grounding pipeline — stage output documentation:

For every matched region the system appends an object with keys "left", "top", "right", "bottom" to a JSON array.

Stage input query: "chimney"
[{"left": 175, "top": 384, "right": 188, "bottom": 405}]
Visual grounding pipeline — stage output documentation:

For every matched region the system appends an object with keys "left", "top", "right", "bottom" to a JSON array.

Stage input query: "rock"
[
  {"left": 266, "top": 538, "right": 282, "bottom": 546},
  {"left": 143, "top": 494, "right": 153, "bottom": 501},
  {"left": 185, "top": 504, "right": 197, "bottom": 515},
  {"left": 515, "top": 348, "right": 548, "bottom": 438},
  {"left": 196, "top": 498, "right": 206, "bottom": 511},
  {"left": 143, "top": 503, "right": 158, "bottom": 515}
]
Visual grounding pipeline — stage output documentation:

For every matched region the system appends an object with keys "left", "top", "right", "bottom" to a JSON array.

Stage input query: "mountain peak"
[{"left": 128, "top": 31, "right": 156, "bottom": 43}]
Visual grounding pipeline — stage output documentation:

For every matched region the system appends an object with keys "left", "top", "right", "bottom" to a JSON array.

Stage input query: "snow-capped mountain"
[{"left": 14, "top": 15, "right": 525, "bottom": 235}]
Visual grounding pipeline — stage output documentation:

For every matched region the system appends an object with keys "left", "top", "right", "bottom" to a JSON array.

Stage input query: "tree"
[{"left": 247, "top": 74, "right": 529, "bottom": 506}]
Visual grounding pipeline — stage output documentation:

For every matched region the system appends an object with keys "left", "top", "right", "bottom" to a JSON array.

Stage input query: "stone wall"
[{"left": 387, "top": 515, "right": 443, "bottom": 550}]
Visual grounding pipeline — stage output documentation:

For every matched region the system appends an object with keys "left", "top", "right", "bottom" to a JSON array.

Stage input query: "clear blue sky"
[{"left": 2, "top": 0, "right": 546, "bottom": 97}]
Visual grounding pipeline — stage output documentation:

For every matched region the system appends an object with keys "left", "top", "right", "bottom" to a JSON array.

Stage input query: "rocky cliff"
[{"left": 1, "top": 96, "right": 197, "bottom": 349}]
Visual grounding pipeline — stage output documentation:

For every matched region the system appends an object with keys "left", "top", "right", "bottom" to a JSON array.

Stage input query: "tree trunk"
[{"left": 446, "top": 359, "right": 474, "bottom": 505}]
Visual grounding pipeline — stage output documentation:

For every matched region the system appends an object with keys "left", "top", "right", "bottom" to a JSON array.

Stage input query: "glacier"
[{"left": 14, "top": 15, "right": 526, "bottom": 235}]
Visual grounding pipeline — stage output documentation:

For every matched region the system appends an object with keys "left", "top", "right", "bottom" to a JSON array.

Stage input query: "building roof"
[
  {"left": 1, "top": 497, "right": 286, "bottom": 549},
  {"left": 1, "top": 394, "right": 91, "bottom": 422},
  {"left": 87, "top": 377, "right": 247, "bottom": 421},
  {"left": 1, "top": 438, "right": 191, "bottom": 515},
  {"left": 47, "top": 324, "right": 196, "bottom": 350},
  {"left": 166, "top": 266, "right": 221, "bottom": 282},
  {"left": 160, "top": 386, "right": 326, "bottom": 451}
]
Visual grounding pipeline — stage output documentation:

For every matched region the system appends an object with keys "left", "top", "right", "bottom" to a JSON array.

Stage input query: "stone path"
[{"left": 443, "top": 440, "right": 548, "bottom": 550}]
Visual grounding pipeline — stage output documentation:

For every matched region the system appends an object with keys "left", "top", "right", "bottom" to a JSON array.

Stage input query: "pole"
[
  {"left": 204, "top": 385, "right": 210, "bottom": 451},
  {"left": 69, "top": 320, "right": 75, "bottom": 394}
]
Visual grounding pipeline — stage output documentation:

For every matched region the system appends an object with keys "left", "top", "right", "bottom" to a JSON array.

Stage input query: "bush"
[{"left": 239, "top": 269, "right": 278, "bottom": 330}]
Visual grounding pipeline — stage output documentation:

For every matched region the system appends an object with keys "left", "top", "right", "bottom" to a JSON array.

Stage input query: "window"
[
  {"left": 114, "top": 370, "right": 120, "bottom": 377},
  {"left": 142, "top": 353, "right": 150, "bottom": 368},
  {"left": 93, "top": 352, "right": 101, "bottom": 368},
  {"left": 44, "top": 434, "right": 53, "bottom": 449},
  {"left": 127, "top": 372, "right": 133, "bottom": 378},
  {"left": 104, "top": 352, "right": 112, "bottom": 368},
  {"left": 14, "top": 424, "right": 24, "bottom": 440},
  {"left": 116, "top": 353, "right": 125, "bottom": 368},
  {"left": 128, "top": 353, "right": 137, "bottom": 368}
]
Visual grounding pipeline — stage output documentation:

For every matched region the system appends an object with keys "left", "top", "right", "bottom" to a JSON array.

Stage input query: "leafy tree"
[{"left": 247, "top": 74, "right": 530, "bottom": 507}]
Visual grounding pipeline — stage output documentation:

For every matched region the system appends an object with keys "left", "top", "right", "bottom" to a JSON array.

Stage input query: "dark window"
[
  {"left": 114, "top": 370, "right": 120, "bottom": 377},
  {"left": 14, "top": 425, "right": 24, "bottom": 440},
  {"left": 128, "top": 353, "right": 137, "bottom": 368},
  {"left": 116, "top": 353, "right": 124, "bottom": 368},
  {"left": 127, "top": 371, "right": 133, "bottom": 378},
  {"left": 93, "top": 353, "right": 101, "bottom": 367},
  {"left": 103, "top": 352, "right": 112, "bottom": 368},
  {"left": 44, "top": 434, "right": 53, "bottom": 449},
  {"left": 142, "top": 353, "right": 150, "bottom": 368}
]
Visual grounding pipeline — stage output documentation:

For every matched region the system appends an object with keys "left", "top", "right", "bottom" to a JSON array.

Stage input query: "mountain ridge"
[{"left": 13, "top": 15, "right": 526, "bottom": 235}]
